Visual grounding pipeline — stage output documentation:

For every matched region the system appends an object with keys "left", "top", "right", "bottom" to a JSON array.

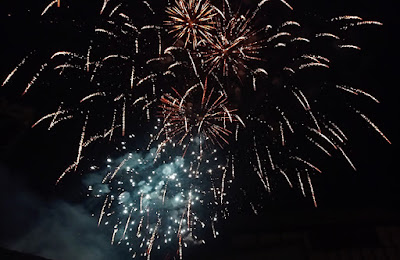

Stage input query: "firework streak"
[
  {"left": 2, "top": 0, "right": 390, "bottom": 259},
  {"left": 86, "top": 144, "right": 231, "bottom": 258}
]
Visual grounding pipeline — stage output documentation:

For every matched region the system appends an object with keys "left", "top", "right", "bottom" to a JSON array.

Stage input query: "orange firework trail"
[
  {"left": 2, "top": 56, "right": 28, "bottom": 87},
  {"left": 2, "top": 0, "right": 392, "bottom": 258},
  {"left": 358, "top": 112, "right": 391, "bottom": 144},
  {"left": 307, "top": 173, "right": 317, "bottom": 207},
  {"left": 41, "top": 0, "right": 58, "bottom": 16},
  {"left": 98, "top": 195, "right": 109, "bottom": 226},
  {"left": 74, "top": 115, "right": 88, "bottom": 171}
]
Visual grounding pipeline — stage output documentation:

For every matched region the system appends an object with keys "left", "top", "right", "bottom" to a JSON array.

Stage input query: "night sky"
[{"left": 0, "top": 0, "right": 398, "bottom": 260}]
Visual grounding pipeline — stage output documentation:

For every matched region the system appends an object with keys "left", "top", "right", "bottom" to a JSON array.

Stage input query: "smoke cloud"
[{"left": 0, "top": 164, "right": 124, "bottom": 260}]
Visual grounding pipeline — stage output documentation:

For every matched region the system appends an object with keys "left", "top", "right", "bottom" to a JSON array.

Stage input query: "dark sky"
[{"left": 0, "top": 0, "right": 398, "bottom": 260}]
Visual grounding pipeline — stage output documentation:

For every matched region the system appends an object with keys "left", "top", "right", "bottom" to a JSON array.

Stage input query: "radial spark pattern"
[
  {"left": 1, "top": 0, "right": 390, "bottom": 259},
  {"left": 165, "top": 0, "right": 218, "bottom": 48},
  {"left": 202, "top": 11, "right": 266, "bottom": 77},
  {"left": 157, "top": 85, "right": 242, "bottom": 153}
]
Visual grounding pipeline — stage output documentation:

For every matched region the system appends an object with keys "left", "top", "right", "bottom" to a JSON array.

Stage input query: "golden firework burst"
[
  {"left": 165, "top": 0, "right": 218, "bottom": 48},
  {"left": 203, "top": 13, "right": 265, "bottom": 77},
  {"left": 157, "top": 85, "right": 242, "bottom": 151}
]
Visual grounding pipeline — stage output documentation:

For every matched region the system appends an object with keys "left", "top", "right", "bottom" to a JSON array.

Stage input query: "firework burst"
[
  {"left": 86, "top": 138, "right": 233, "bottom": 258},
  {"left": 202, "top": 11, "right": 266, "bottom": 77},
  {"left": 156, "top": 84, "right": 243, "bottom": 155},
  {"left": 1, "top": 0, "right": 391, "bottom": 259},
  {"left": 165, "top": 0, "right": 219, "bottom": 48}
]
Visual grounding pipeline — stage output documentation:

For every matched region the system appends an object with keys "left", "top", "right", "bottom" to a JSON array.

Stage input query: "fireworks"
[
  {"left": 165, "top": 0, "right": 218, "bottom": 48},
  {"left": 86, "top": 143, "right": 232, "bottom": 258},
  {"left": 157, "top": 85, "right": 243, "bottom": 154},
  {"left": 202, "top": 11, "right": 265, "bottom": 77},
  {"left": 1, "top": 0, "right": 391, "bottom": 259}
]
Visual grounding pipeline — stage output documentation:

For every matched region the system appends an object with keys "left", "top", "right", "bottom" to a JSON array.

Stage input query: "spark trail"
[{"left": 1, "top": 0, "right": 391, "bottom": 259}]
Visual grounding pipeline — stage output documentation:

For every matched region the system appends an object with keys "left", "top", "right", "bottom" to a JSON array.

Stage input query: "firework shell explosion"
[
  {"left": 157, "top": 84, "right": 243, "bottom": 153},
  {"left": 165, "top": 0, "right": 218, "bottom": 48},
  {"left": 1, "top": 0, "right": 391, "bottom": 259}
]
